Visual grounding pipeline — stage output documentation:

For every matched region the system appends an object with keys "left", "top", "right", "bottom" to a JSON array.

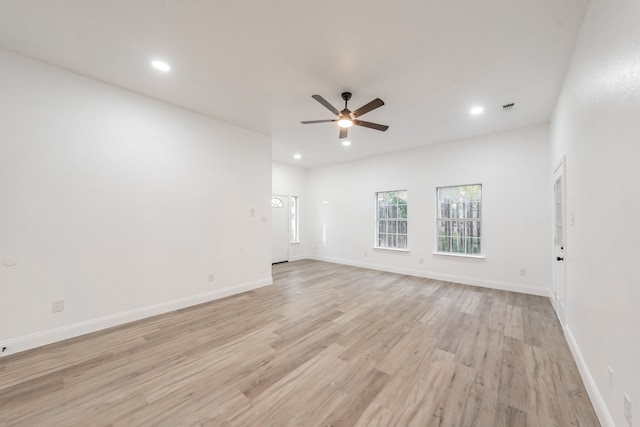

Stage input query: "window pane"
[
  {"left": 271, "top": 197, "right": 284, "bottom": 208},
  {"left": 436, "top": 184, "right": 482, "bottom": 255},
  {"left": 435, "top": 220, "right": 482, "bottom": 254},
  {"left": 471, "top": 220, "right": 481, "bottom": 238},
  {"left": 399, "top": 204, "right": 407, "bottom": 219},
  {"left": 376, "top": 190, "right": 408, "bottom": 249},
  {"left": 290, "top": 196, "right": 298, "bottom": 243}
]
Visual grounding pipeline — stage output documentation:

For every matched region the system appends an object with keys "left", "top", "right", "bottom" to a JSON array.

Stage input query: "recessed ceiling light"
[
  {"left": 470, "top": 106, "right": 484, "bottom": 115},
  {"left": 151, "top": 60, "right": 171, "bottom": 72},
  {"left": 293, "top": 154, "right": 301, "bottom": 159},
  {"left": 342, "top": 140, "right": 351, "bottom": 146}
]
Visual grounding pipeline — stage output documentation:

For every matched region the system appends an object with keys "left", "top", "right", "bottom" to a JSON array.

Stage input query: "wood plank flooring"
[{"left": 0, "top": 260, "right": 599, "bottom": 426}]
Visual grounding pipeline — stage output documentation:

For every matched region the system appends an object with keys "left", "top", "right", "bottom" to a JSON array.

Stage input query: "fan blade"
[
  {"left": 352, "top": 98, "right": 384, "bottom": 117},
  {"left": 301, "top": 119, "right": 338, "bottom": 124},
  {"left": 339, "top": 127, "right": 348, "bottom": 139},
  {"left": 353, "top": 119, "right": 389, "bottom": 131},
  {"left": 312, "top": 95, "right": 340, "bottom": 116}
]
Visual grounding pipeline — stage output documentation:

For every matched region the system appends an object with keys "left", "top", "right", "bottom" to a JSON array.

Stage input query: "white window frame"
[
  {"left": 375, "top": 190, "right": 408, "bottom": 251},
  {"left": 435, "top": 184, "right": 483, "bottom": 258}
]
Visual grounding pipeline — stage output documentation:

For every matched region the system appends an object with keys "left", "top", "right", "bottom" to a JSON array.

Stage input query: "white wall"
[
  {"left": 272, "top": 162, "right": 309, "bottom": 260},
  {"left": 307, "top": 124, "right": 552, "bottom": 296},
  {"left": 0, "top": 49, "right": 272, "bottom": 355},
  {"left": 550, "top": 0, "right": 640, "bottom": 425}
]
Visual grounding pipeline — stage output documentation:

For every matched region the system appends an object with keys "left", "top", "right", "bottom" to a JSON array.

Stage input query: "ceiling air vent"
[{"left": 502, "top": 102, "right": 515, "bottom": 111}]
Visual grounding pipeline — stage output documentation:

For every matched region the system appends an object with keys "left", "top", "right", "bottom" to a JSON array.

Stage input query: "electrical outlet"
[
  {"left": 208, "top": 273, "right": 215, "bottom": 282},
  {"left": 52, "top": 300, "right": 65, "bottom": 313},
  {"left": 624, "top": 394, "right": 632, "bottom": 426},
  {"left": 519, "top": 268, "right": 527, "bottom": 276},
  {"left": 364, "top": 251, "right": 368, "bottom": 258},
  {"left": 419, "top": 258, "right": 424, "bottom": 264}
]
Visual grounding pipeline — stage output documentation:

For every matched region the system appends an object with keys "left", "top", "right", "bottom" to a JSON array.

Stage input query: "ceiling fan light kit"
[
  {"left": 301, "top": 91, "right": 389, "bottom": 139},
  {"left": 337, "top": 118, "right": 353, "bottom": 128}
]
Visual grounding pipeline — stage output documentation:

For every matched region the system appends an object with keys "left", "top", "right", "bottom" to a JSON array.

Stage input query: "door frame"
[
  {"left": 553, "top": 156, "right": 567, "bottom": 326},
  {"left": 271, "top": 194, "right": 290, "bottom": 264}
]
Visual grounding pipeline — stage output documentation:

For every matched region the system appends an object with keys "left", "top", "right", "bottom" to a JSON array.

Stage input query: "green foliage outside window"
[
  {"left": 437, "top": 184, "right": 482, "bottom": 255},
  {"left": 377, "top": 190, "right": 408, "bottom": 249}
]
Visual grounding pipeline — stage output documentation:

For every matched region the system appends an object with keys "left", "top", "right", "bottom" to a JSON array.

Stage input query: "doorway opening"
[
  {"left": 553, "top": 158, "right": 566, "bottom": 326},
  {"left": 271, "top": 195, "right": 289, "bottom": 264}
]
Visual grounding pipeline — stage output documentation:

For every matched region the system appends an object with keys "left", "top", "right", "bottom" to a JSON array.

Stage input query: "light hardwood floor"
[{"left": 0, "top": 260, "right": 599, "bottom": 426}]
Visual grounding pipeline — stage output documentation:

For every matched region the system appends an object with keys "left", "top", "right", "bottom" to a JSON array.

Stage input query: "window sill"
[
  {"left": 433, "top": 251, "right": 485, "bottom": 259},
  {"left": 290, "top": 241, "right": 300, "bottom": 245},
  {"left": 374, "top": 246, "right": 410, "bottom": 253}
]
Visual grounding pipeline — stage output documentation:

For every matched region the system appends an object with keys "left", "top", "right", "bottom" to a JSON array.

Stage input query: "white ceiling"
[{"left": 0, "top": 0, "right": 589, "bottom": 168}]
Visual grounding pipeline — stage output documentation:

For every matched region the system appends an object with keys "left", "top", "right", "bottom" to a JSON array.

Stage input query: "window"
[
  {"left": 271, "top": 197, "right": 284, "bottom": 208},
  {"left": 290, "top": 196, "right": 299, "bottom": 243},
  {"left": 436, "top": 184, "right": 482, "bottom": 255},
  {"left": 376, "top": 190, "right": 408, "bottom": 249}
]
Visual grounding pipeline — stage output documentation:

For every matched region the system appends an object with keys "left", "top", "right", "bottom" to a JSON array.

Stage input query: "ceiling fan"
[{"left": 301, "top": 92, "right": 389, "bottom": 139}]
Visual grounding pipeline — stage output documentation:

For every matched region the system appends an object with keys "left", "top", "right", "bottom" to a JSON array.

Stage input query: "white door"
[
  {"left": 271, "top": 195, "right": 289, "bottom": 263},
  {"left": 553, "top": 160, "right": 566, "bottom": 325}
]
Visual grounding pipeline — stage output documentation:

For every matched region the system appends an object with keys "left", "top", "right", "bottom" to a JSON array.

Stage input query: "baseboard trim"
[
  {"left": 564, "top": 326, "right": 614, "bottom": 427},
  {"left": 308, "top": 255, "right": 551, "bottom": 298},
  {"left": 1, "top": 277, "right": 273, "bottom": 357},
  {"left": 288, "top": 254, "right": 311, "bottom": 262}
]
